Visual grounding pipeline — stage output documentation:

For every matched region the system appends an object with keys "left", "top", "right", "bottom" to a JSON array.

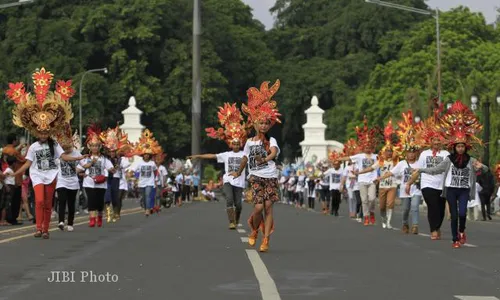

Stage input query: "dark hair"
[
  {"left": 6, "top": 155, "right": 16, "bottom": 167},
  {"left": 47, "top": 138, "right": 56, "bottom": 158},
  {"left": 7, "top": 133, "right": 17, "bottom": 144}
]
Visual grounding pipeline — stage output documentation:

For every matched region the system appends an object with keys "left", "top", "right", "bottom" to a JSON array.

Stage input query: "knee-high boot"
[
  {"left": 386, "top": 209, "right": 393, "bottom": 229},
  {"left": 226, "top": 208, "right": 236, "bottom": 229}
]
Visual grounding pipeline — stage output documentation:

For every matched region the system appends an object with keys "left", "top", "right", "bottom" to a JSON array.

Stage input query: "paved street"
[{"left": 1, "top": 197, "right": 500, "bottom": 300}]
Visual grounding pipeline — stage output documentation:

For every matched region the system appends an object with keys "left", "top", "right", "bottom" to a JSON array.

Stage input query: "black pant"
[
  {"left": 181, "top": 185, "right": 190, "bottom": 201},
  {"left": 308, "top": 197, "right": 315, "bottom": 209},
  {"left": 57, "top": 188, "right": 77, "bottom": 225},
  {"left": 108, "top": 178, "right": 120, "bottom": 208},
  {"left": 7, "top": 186, "right": 21, "bottom": 224},
  {"left": 85, "top": 188, "right": 106, "bottom": 212},
  {"left": 330, "top": 190, "right": 341, "bottom": 215},
  {"left": 354, "top": 190, "right": 362, "bottom": 218},
  {"left": 479, "top": 192, "right": 492, "bottom": 219},
  {"left": 422, "top": 187, "right": 446, "bottom": 232}
]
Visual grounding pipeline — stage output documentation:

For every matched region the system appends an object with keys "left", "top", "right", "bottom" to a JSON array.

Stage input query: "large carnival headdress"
[
  {"left": 342, "top": 138, "right": 360, "bottom": 157},
  {"left": 205, "top": 103, "right": 248, "bottom": 146},
  {"left": 396, "top": 110, "right": 421, "bottom": 153},
  {"left": 242, "top": 80, "right": 281, "bottom": 127},
  {"left": 438, "top": 100, "right": 482, "bottom": 150},
  {"left": 86, "top": 123, "right": 102, "bottom": 146},
  {"left": 54, "top": 123, "right": 75, "bottom": 148},
  {"left": 328, "top": 150, "right": 342, "bottom": 163},
  {"left": 6, "top": 67, "right": 75, "bottom": 135},
  {"left": 494, "top": 163, "right": 500, "bottom": 182},
  {"left": 355, "top": 115, "right": 379, "bottom": 149},
  {"left": 134, "top": 129, "right": 162, "bottom": 155},
  {"left": 100, "top": 124, "right": 132, "bottom": 154},
  {"left": 380, "top": 119, "right": 398, "bottom": 153}
]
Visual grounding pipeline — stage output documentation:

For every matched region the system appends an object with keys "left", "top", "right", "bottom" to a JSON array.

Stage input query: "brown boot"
[
  {"left": 235, "top": 209, "right": 241, "bottom": 226},
  {"left": 226, "top": 208, "right": 236, "bottom": 229},
  {"left": 402, "top": 224, "right": 409, "bottom": 234},
  {"left": 411, "top": 225, "right": 418, "bottom": 235}
]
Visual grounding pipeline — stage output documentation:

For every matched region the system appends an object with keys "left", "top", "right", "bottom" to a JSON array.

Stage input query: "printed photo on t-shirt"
[
  {"left": 60, "top": 161, "right": 77, "bottom": 177},
  {"left": 450, "top": 166, "right": 470, "bottom": 188},
  {"left": 141, "top": 165, "right": 153, "bottom": 178},
  {"left": 248, "top": 145, "right": 268, "bottom": 171},
  {"left": 426, "top": 155, "right": 444, "bottom": 168},
  {"left": 380, "top": 164, "right": 393, "bottom": 186},
  {"left": 89, "top": 161, "right": 103, "bottom": 177},
  {"left": 362, "top": 158, "right": 375, "bottom": 169},
  {"left": 331, "top": 173, "right": 342, "bottom": 183},
  {"left": 227, "top": 156, "right": 242, "bottom": 173},
  {"left": 35, "top": 148, "right": 57, "bottom": 171},
  {"left": 403, "top": 167, "right": 412, "bottom": 183}
]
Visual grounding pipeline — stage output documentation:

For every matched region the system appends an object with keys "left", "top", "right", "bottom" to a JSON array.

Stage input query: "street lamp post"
[
  {"left": 0, "top": 0, "right": 35, "bottom": 9},
  {"left": 365, "top": 0, "right": 441, "bottom": 102},
  {"left": 79, "top": 68, "right": 108, "bottom": 147},
  {"left": 192, "top": 0, "right": 202, "bottom": 189}
]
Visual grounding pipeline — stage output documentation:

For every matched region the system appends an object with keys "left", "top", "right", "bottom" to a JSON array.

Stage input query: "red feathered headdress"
[
  {"left": 355, "top": 115, "right": 379, "bottom": 150},
  {"left": 343, "top": 138, "right": 360, "bottom": 157},
  {"left": 396, "top": 110, "right": 422, "bottom": 153},
  {"left": 205, "top": 103, "right": 248, "bottom": 146},
  {"left": 438, "top": 100, "right": 482, "bottom": 150},
  {"left": 242, "top": 80, "right": 281, "bottom": 127}
]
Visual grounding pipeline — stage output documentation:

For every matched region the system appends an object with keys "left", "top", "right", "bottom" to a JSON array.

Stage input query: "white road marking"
[
  {"left": 419, "top": 233, "right": 431, "bottom": 237},
  {"left": 245, "top": 249, "right": 281, "bottom": 300},
  {"left": 237, "top": 229, "right": 246, "bottom": 234},
  {"left": 454, "top": 296, "right": 499, "bottom": 300},
  {"left": 240, "top": 237, "right": 249, "bottom": 243}
]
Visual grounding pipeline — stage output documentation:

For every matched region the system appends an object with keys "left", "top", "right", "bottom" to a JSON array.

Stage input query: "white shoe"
[
  {"left": 58, "top": 222, "right": 64, "bottom": 231},
  {"left": 356, "top": 217, "right": 362, "bottom": 223},
  {"left": 67, "top": 225, "right": 74, "bottom": 232},
  {"left": 382, "top": 223, "right": 387, "bottom": 229},
  {"left": 386, "top": 209, "right": 393, "bottom": 230},
  {"left": 386, "top": 223, "right": 393, "bottom": 229}
]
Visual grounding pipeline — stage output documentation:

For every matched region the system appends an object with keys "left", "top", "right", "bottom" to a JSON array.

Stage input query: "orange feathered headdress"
[
  {"left": 343, "top": 138, "right": 360, "bottom": 157},
  {"left": 134, "top": 129, "right": 162, "bottom": 156},
  {"left": 205, "top": 103, "right": 248, "bottom": 146},
  {"left": 86, "top": 123, "right": 102, "bottom": 146},
  {"left": 396, "top": 110, "right": 422, "bottom": 153},
  {"left": 438, "top": 100, "right": 482, "bottom": 150},
  {"left": 54, "top": 123, "right": 75, "bottom": 148},
  {"left": 100, "top": 124, "right": 132, "bottom": 154},
  {"left": 6, "top": 67, "right": 74, "bottom": 135},
  {"left": 355, "top": 115, "right": 379, "bottom": 150},
  {"left": 328, "top": 150, "right": 342, "bottom": 163},
  {"left": 242, "top": 80, "right": 281, "bottom": 127},
  {"left": 494, "top": 163, "right": 500, "bottom": 182}
]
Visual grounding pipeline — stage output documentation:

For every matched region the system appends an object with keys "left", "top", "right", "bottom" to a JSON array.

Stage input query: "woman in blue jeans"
[{"left": 409, "top": 101, "right": 487, "bottom": 248}]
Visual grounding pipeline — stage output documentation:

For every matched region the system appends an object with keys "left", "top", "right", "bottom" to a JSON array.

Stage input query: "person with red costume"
[
  {"left": 409, "top": 101, "right": 488, "bottom": 248},
  {"left": 5, "top": 68, "right": 85, "bottom": 238}
]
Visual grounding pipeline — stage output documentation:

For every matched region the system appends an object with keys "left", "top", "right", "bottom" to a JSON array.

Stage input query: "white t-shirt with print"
[
  {"left": 375, "top": 160, "right": 398, "bottom": 188},
  {"left": 216, "top": 151, "right": 246, "bottom": 188},
  {"left": 391, "top": 160, "right": 421, "bottom": 198},
  {"left": 295, "top": 175, "right": 306, "bottom": 192},
  {"left": 135, "top": 160, "right": 157, "bottom": 188},
  {"left": 324, "top": 167, "right": 344, "bottom": 190},
  {"left": 155, "top": 165, "right": 168, "bottom": 187},
  {"left": 350, "top": 153, "right": 378, "bottom": 184},
  {"left": 77, "top": 156, "right": 113, "bottom": 189},
  {"left": 56, "top": 150, "right": 81, "bottom": 190},
  {"left": 243, "top": 137, "right": 280, "bottom": 179},
  {"left": 3, "top": 168, "right": 15, "bottom": 185},
  {"left": 343, "top": 164, "right": 359, "bottom": 191},
  {"left": 445, "top": 164, "right": 471, "bottom": 189},
  {"left": 417, "top": 149, "right": 450, "bottom": 190},
  {"left": 26, "top": 141, "right": 64, "bottom": 186}
]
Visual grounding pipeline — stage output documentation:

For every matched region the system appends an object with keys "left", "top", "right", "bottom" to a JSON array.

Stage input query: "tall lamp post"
[
  {"left": 192, "top": 0, "right": 202, "bottom": 187},
  {"left": 79, "top": 68, "right": 108, "bottom": 147},
  {"left": 0, "top": 0, "right": 35, "bottom": 9},
  {"left": 470, "top": 94, "right": 500, "bottom": 165},
  {"left": 365, "top": 0, "right": 441, "bottom": 102}
]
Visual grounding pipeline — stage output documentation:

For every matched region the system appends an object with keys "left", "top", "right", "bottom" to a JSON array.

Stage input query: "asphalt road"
[{"left": 1, "top": 197, "right": 499, "bottom": 300}]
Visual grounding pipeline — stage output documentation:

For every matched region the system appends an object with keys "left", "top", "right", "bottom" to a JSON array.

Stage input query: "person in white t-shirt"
[
  {"left": 54, "top": 126, "right": 82, "bottom": 232},
  {"left": 14, "top": 133, "right": 85, "bottom": 238},
  {"left": 189, "top": 139, "right": 247, "bottom": 229},
  {"left": 231, "top": 79, "right": 281, "bottom": 253},
  {"left": 76, "top": 127, "right": 115, "bottom": 228},
  {"left": 154, "top": 153, "right": 168, "bottom": 210},
  {"left": 0, "top": 156, "right": 16, "bottom": 226},
  {"left": 134, "top": 152, "right": 158, "bottom": 216},
  {"left": 324, "top": 152, "right": 345, "bottom": 216},
  {"left": 340, "top": 124, "right": 379, "bottom": 226}
]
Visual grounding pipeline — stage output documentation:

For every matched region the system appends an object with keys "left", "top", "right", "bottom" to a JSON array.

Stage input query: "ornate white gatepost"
[
  {"left": 120, "top": 96, "right": 145, "bottom": 144},
  {"left": 300, "top": 96, "right": 343, "bottom": 162}
]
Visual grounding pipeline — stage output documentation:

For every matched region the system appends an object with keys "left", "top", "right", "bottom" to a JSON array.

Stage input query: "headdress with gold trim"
[
  {"left": 100, "top": 124, "right": 132, "bottom": 154},
  {"left": 86, "top": 123, "right": 102, "bottom": 146},
  {"left": 378, "top": 119, "right": 400, "bottom": 164},
  {"left": 54, "top": 123, "right": 75, "bottom": 148},
  {"left": 205, "top": 103, "right": 248, "bottom": 146},
  {"left": 355, "top": 115, "right": 379, "bottom": 150},
  {"left": 343, "top": 138, "right": 360, "bottom": 157},
  {"left": 328, "top": 150, "right": 342, "bottom": 163},
  {"left": 417, "top": 99, "right": 445, "bottom": 149},
  {"left": 396, "top": 110, "right": 422, "bottom": 154},
  {"left": 242, "top": 80, "right": 281, "bottom": 127},
  {"left": 494, "top": 163, "right": 500, "bottom": 182},
  {"left": 6, "top": 67, "right": 75, "bottom": 135},
  {"left": 438, "top": 100, "right": 482, "bottom": 150},
  {"left": 134, "top": 129, "right": 162, "bottom": 156},
  {"left": 155, "top": 147, "right": 167, "bottom": 164}
]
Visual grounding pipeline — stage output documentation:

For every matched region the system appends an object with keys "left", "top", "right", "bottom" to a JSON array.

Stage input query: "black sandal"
[
  {"left": 42, "top": 232, "right": 50, "bottom": 239},
  {"left": 34, "top": 231, "right": 42, "bottom": 238}
]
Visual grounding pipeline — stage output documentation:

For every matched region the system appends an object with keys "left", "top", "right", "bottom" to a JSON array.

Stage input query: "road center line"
[
  {"left": 240, "top": 237, "right": 249, "bottom": 243},
  {"left": 237, "top": 228, "right": 246, "bottom": 233},
  {"left": 245, "top": 249, "right": 281, "bottom": 300}
]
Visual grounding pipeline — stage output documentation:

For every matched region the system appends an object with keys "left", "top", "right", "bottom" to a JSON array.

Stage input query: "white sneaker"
[
  {"left": 386, "top": 223, "right": 393, "bottom": 229},
  {"left": 67, "top": 225, "right": 74, "bottom": 232},
  {"left": 382, "top": 223, "right": 387, "bottom": 229},
  {"left": 58, "top": 222, "right": 65, "bottom": 231}
]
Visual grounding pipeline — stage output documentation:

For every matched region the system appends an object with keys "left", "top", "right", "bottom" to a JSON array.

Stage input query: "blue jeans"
[
  {"left": 141, "top": 186, "right": 154, "bottom": 210},
  {"left": 401, "top": 195, "right": 421, "bottom": 226},
  {"left": 446, "top": 187, "right": 469, "bottom": 242}
]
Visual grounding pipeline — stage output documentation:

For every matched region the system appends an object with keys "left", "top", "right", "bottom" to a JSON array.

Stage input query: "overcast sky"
[{"left": 242, "top": 0, "right": 498, "bottom": 29}]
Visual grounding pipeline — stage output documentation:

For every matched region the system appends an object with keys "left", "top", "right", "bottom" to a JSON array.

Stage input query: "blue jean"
[
  {"left": 401, "top": 195, "right": 421, "bottom": 226},
  {"left": 141, "top": 186, "right": 154, "bottom": 210},
  {"left": 446, "top": 187, "right": 469, "bottom": 242}
]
